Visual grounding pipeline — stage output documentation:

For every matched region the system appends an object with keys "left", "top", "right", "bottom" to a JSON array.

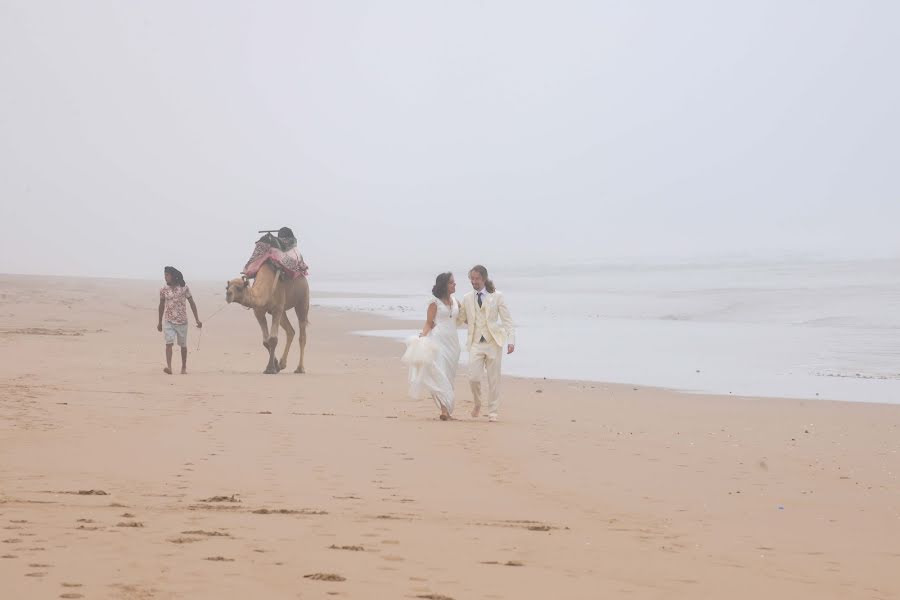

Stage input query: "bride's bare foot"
[
  {"left": 163, "top": 367, "right": 172, "bottom": 375},
  {"left": 471, "top": 407, "right": 481, "bottom": 418},
  {"left": 439, "top": 414, "right": 450, "bottom": 421}
]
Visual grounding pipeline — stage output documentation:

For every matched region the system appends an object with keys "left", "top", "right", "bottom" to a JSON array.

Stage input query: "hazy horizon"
[{"left": 2, "top": 1, "right": 898, "bottom": 281}]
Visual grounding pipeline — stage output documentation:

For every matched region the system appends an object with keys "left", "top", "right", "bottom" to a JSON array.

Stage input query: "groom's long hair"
[{"left": 470, "top": 265, "right": 495, "bottom": 293}]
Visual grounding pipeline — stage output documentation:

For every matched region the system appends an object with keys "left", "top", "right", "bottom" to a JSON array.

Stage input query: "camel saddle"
[{"left": 242, "top": 233, "right": 308, "bottom": 280}]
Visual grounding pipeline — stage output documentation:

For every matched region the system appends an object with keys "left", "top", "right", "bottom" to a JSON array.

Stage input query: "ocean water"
[{"left": 312, "top": 259, "right": 900, "bottom": 404}]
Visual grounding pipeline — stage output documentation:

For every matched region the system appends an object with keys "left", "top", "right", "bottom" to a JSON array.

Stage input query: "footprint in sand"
[
  {"left": 381, "top": 555, "right": 404, "bottom": 562},
  {"left": 109, "top": 584, "right": 156, "bottom": 598},
  {"left": 481, "top": 560, "right": 524, "bottom": 567},
  {"left": 182, "top": 530, "right": 231, "bottom": 537}
]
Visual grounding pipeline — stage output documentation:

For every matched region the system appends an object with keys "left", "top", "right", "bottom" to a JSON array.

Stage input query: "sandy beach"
[{"left": 1, "top": 274, "right": 898, "bottom": 600}]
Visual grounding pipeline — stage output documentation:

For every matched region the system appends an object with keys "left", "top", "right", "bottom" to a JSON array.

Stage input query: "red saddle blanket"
[{"left": 242, "top": 241, "right": 308, "bottom": 279}]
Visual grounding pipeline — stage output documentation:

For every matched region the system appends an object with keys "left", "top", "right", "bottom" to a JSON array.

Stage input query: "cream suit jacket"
[{"left": 457, "top": 290, "right": 516, "bottom": 349}]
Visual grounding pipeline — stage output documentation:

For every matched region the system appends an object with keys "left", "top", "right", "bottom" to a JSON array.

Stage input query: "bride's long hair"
[
  {"left": 469, "top": 265, "right": 495, "bottom": 293},
  {"left": 432, "top": 272, "right": 453, "bottom": 300}
]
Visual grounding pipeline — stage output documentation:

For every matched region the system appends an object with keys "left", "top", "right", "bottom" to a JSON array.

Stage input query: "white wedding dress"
[{"left": 402, "top": 296, "right": 461, "bottom": 414}]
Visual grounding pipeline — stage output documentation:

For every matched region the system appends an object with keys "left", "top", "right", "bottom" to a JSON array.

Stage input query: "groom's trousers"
[{"left": 468, "top": 341, "right": 502, "bottom": 416}]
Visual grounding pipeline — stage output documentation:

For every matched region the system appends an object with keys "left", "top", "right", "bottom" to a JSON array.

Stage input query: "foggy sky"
[{"left": 2, "top": 1, "right": 898, "bottom": 280}]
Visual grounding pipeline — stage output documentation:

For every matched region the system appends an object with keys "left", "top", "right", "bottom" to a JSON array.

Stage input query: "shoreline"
[
  {"left": 320, "top": 304, "right": 897, "bottom": 409},
  {"left": 311, "top": 283, "right": 900, "bottom": 406}
]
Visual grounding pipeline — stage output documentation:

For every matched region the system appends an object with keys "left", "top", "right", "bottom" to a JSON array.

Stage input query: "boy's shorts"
[{"left": 163, "top": 321, "right": 188, "bottom": 347}]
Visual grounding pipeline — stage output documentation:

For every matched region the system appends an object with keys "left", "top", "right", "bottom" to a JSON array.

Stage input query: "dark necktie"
[{"left": 477, "top": 292, "right": 483, "bottom": 307}]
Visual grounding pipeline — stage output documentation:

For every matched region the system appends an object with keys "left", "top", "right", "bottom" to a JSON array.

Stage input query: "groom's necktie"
[{"left": 477, "top": 292, "right": 485, "bottom": 342}]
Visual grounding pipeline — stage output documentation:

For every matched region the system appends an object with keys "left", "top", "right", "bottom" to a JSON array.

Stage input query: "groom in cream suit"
[{"left": 457, "top": 265, "right": 516, "bottom": 422}]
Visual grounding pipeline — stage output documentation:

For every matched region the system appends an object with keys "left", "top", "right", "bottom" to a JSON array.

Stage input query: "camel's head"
[{"left": 225, "top": 276, "right": 249, "bottom": 304}]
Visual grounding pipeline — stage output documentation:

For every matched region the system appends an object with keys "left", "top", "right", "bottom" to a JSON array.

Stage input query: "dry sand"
[{"left": 0, "top": 274, "right": 898, "bottom": 599}]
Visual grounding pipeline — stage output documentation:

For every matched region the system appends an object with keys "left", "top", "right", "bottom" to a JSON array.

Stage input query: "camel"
[{"left": 225, "top": 262, "right": 309, "bottom": 374}]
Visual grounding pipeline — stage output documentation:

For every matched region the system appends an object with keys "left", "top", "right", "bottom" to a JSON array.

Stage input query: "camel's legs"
[
  {"left": 294, "top": 306, "right": 308, "bottom": 374},
  {"left": 255, "top": 307, "right": 271, "bottom": 342},
  {"left": 256, "top": 308, "right": 279, "bottom": 374},
  {"left": 278, "top": 315, "right": 295, "bottom": 371},
  {"left": 266, "top": 310, "right": 284, "bottom": 374}
]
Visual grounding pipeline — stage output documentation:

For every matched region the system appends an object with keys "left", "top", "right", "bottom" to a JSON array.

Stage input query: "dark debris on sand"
[
  {"left": 199, "top": 494, "right": 240, "bottom": 503},
  {"left": 304, "top": 573, "right": 346, "bottom": 582}
]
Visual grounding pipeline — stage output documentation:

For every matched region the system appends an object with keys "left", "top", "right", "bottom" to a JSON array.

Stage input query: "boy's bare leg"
[
  {"left": 180, "top": 346, "right": 188, "bottom": 374},
  {"left": 164, "top": 344, "right": 173, "bottom": 374}
]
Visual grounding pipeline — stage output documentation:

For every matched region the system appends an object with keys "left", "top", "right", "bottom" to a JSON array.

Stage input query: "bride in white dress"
[{"left": 401, "top": 272, "right": 460, "bottom": 420}]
